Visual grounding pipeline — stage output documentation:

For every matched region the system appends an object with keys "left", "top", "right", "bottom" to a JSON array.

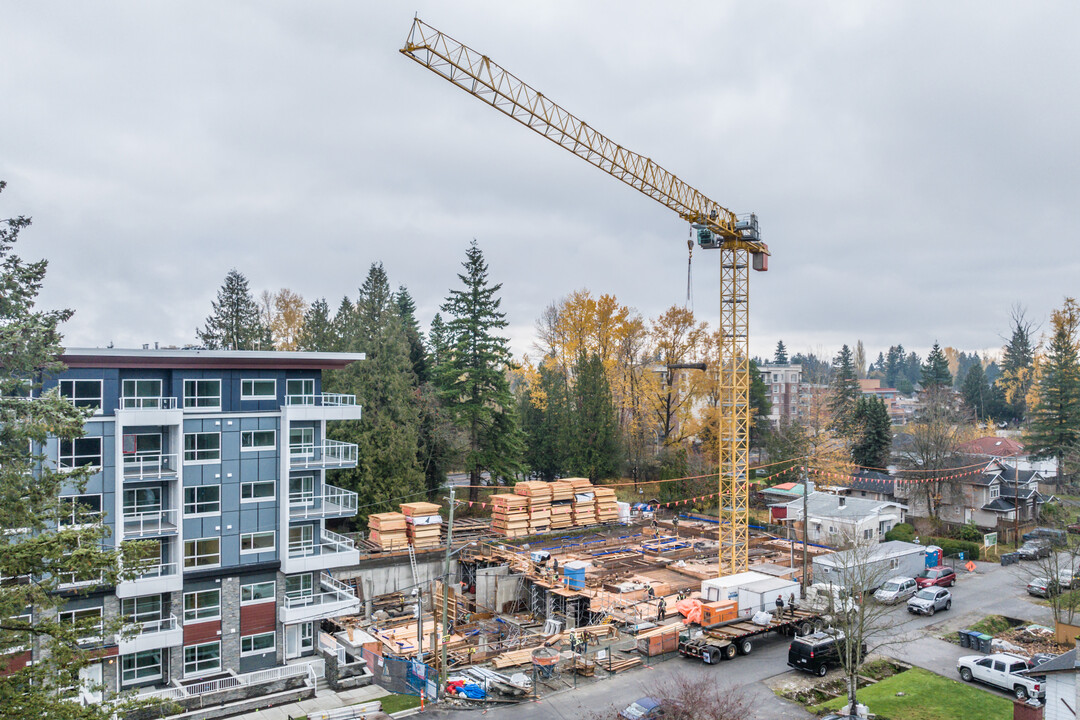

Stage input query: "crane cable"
[{"left": 685, "top": 229, "right": 694, "bottom": 312}]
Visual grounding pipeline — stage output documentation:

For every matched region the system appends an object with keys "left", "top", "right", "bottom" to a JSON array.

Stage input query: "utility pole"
[
  {"left": 801, "top": 465, "right": 809, "bottom": 599},
  {"left": 439, "top": 485, "right": 456, "bottom": 696}
]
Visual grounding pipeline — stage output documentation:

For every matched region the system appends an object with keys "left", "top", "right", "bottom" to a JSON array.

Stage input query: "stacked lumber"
[
  {"left": 368, "top": 512, "right": 408, "bottom": 551},
  {"left": 567, "top": 478, "right": 596, "bottom": 527},
  {"left": 401, "top": 502, "right": 443, "bottom": 549},
  {"left": 592, "top": 486, "right": 619, "bottom": 523},
  {"left": 549, "top": 481, "right": 575, "bottom": 530},
  {"left": 604, "top": 656, "right": 642, "bottom": 673},
  {"left": 490, "top": 494, "right": 530, "bottom": 537},
  {"left": 515, "top": 481, "right": 552, "bottom": 534},
  {"left": 490, "top": 646, "right": 541, "bottom": 669}
]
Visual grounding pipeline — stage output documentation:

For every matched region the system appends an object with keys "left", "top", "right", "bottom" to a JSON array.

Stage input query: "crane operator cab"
[{"left": 692, "top": 213, "right": 768, "bottom": 271}]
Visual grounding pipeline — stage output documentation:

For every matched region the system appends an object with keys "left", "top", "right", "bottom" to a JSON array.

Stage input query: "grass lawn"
[
  {"left": 380, "top": 693, "right": 424, "bottom": 713},
  {"left": 813, "top": 667, "right": 1012, "bottom": 720}
]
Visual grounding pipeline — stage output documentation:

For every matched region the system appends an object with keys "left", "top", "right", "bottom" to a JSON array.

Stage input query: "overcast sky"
[{"left": 2, "top": 3, "right": 1078, "bottom": 366}]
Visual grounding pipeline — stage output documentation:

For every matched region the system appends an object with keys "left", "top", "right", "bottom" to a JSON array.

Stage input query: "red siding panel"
[
  {"left": 240, "top": 601, "right": 276, "bottom": 635},
  {"left": 184, "top": 620, "right": 221, "bottom": 646},
  {"left": 0, "top": 651, "right": 32, "bottom": 677}
]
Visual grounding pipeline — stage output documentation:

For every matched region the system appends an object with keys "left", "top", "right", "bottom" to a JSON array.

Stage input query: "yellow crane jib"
[{"left": 401, "top": 17, "right": 768, "bottom": 575}]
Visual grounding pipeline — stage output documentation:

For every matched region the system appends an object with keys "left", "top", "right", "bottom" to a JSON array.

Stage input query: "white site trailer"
[
  {"left": 701, "top": 572, "right": 800, "bottom": 617},
  {"left": 812, "top": 540, "right": 926, "bottom": 593}
]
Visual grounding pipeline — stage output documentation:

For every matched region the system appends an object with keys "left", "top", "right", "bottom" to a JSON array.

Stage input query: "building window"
[
  {"left": 240, "top": 631, "right": 275, "bottom": 656},
  {"left": 183, "top": 641, "right": 221, "bottom": 677},
  {"left": 863, "top": 529, "right": 874, "bottom": 540},
  {"left": 290, "top": 427, "right": 314, "bottom": 455},
  {"left": 184, "top": 432, "right": 220, "bottom": 463},
  {"left": 286, "top": 378, "right": 315, "bottom": 404},
  {"left": 123, "top": 487, "right": 162, "bottom": 515},
  {"left": 120, "top": 379, "right": 163, "bottom": 408},
  {"left": 59, "top": 607, "right": 103, "bottom": 644},
  {"left": 989, "top": 485, "right": 1000, "bottom": 498},
  {"left": 183, "top": 380, "right": 221, "bottom": 410},
  {"left": 890, "top": 558, "right": 900, "bottom": 569},
  {"left": 285, "top": 573, "right": 313, "bottom": 601},
  {"left": 240, "top": 531, "right": 275, "bottom": 554},
  {"left": 289, "top": 525, "right": 315, "bottom": 556},
  {"left": 240, "top": 430, "right": 276, "bottom": 451},
  {"left": 120, "top": 595, "right": 163, "bottom": 625},
  {"left": 58, "top": 437, "right": 102, "bottom": 469},
  {"left": 183, "top": 589, "right": 221, "bottom": 622},
  {"left": 183, "top": 486, "right": 221, "bottom": 516},
  {"left": 121, "top": 649, "right": 162, "bottom": 685},
  {"left": 123, "top": 432, "right": 162, "bottom": 457},
  {"left": 240, "top": 581, "right": 275, "bottom": 604},
  {"left": 58, "top": 494, "right": 102, "bottom": 526},
  {"left": 59, "top": 379, "right": 102, "bottom": 411},
  {"left": 241, "top": 379, "right": 276, "bottom": 400},
  {"left": 241, "top": 480, "right": 275, "bottom": 502},
  {"left": 289, "top": 475, "right": 315, "bottom": 505},
  {"left": 183, "top": 538, "right": 220, "bottom": 569}
]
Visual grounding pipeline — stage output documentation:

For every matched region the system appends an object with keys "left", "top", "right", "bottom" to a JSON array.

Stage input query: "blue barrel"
[{"left": 563, "top": 561, "right": 588, "bottom": 590}]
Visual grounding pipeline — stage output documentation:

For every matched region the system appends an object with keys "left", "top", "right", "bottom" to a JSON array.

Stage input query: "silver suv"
[
  {"left": 874, "top": 577, "right": 917, "bottom": 604},
  {"left": 907, "top": 587, "right": 951, "bottom": 616}
]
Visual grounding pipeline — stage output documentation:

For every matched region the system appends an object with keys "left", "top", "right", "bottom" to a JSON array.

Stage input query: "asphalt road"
[{"left": 425, "top": 556, "right": 1056, "bottom": 719}]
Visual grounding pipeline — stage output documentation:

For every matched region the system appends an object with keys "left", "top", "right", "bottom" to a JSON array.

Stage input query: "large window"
[
  {"left": 58, "top": 495, "right": 102, "bottom": 527},
  {"left": 183, "top": 486, "right": 220, "bottom": 516},
  {"left": 241, "top": 379, "right": 276, "bottom": 400},
  {"left": 120, "top": 595, "right": 163, "bottom": 624},
  {"left": 183, "top": 589, "right": 221, "bottom": 622},
  {"left": 285, "top": 573, "right": 313, "bottom": 601},
  {"left": 289, "top": 525, "right": 314, "bottom": 556},
  {"left": 286, "top": 378, "right": 315, "bottom": 404},
  {"left": 241, "top": 480, "right": 275, "bottom": 502},
  {"left": 123, "top": 487, "right": 162, "bottom": 515},
  {"left": 183, "top": 380, "right": 221, "bottom": 410},
  {"left": 59, "top": 607, "right": 103, "bottom": 644},
  {"left": 240, "top": 581, "right": 275, "bottom": 604},
  {"left": 59, "top": 380, "right": 102, "bottom": 411},
  {"left": 121, "top": 649, "right": 162, "bottom": 685},
  {"left": 183, "top": 641, "right": 221, "bottom": 676},
  {"left": 990, "top": 484, "right": 1000, "bottom": 499},
  {"left": 240, "top": 531, "right": 275, "bottom": 554},
  {"left": 289, "top": 475, "right": 314, "bottom": 505},
  {"left": 120, "top": 379, "right": 163, "bottom": 408},
  {"left": 240, "top": 632, "right": 275, "bottom": 656},
  {"left": 183, "top": 538, "right": 220, "bottom": 569},
  {"left": 58, "top": 437, "right": 102, "bottom": 469},
  {"left": 241, "top": 430, "right": 276, "bottom": 451},
  {"left": 184, "top": 432, "right": 220, "bottom": 463},
  {"left": 289, "top": 427, "right": 314, "bottom": 455}
]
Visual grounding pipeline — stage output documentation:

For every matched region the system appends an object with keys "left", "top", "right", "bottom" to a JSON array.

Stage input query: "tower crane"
[{"left": 401, "top": 18, "right": 769, "bottom": 575}]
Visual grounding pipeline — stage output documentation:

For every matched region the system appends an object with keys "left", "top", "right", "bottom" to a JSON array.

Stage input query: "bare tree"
[{"left": 591, "top": 673, "right": 750, "bottom": 720}]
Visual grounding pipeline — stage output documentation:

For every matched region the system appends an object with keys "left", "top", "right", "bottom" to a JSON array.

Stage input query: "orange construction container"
[
  {"left": 700, "top": 600, "right": 738, "bottom": 626},
  {"left": 636, "top": 626, "right": 680, "bottom": 656}
]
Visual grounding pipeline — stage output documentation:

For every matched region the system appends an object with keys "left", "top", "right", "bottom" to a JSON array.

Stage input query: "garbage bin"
[
  {"left": 958, "top": 630, "right": 971, "bottom": 648},
  {"left": 977, "top": 633, "right": 993, "bottom": 653}
]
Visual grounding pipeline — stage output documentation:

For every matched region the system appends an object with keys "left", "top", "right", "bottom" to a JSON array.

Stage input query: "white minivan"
[{"left": 873, "top": 576, "right": 918, "bottom": 604}]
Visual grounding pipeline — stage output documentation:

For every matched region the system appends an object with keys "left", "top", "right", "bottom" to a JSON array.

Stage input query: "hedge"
[
  {"left": 927, "top": 536, "right": 980, "bottom": 561},
  {"left": 884, "top": 523, "right": 915, "bottom": 543}
]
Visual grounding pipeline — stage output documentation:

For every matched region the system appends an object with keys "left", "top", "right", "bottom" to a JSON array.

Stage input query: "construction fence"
[{"left": 361, "top": 647, "right": 437, "bottom": 698}]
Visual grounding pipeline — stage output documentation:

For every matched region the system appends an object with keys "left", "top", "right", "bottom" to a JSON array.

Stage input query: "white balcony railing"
[
  {"left": 139, "top": 661, "right": 317, "bottom": 702},
  {"left": 122, "top": 453, "right": 178, "bottom": 480},
  {"left": 289, "top": 440, "right": 357, "bottom": 469},
  {"left": 289, "top": 484, "right": 358, "bottom": 519},
  {"left": 122, "top": 509, "right": 178, "bottom": 538},
  {"left": 123, "top": 613, "right": 178, "bottom": 638},
  {"left": 119, "top": 396, "right": 178, "bottom": 410},
  {"left": 134, "top": 561, "right": 179, "bottom": 581},
  {"left": 282, "top": 573, "right": 360, "bottom": 623},
  {"left": 288, "top": 528, "right": 355, "bottom": 559},
  {"left": 285, "top": 393, "right": 357, "bottom": 407}
]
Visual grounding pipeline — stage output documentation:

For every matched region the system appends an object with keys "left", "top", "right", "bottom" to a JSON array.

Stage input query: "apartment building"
[
  {"left": 34, "top": 348, "right": 364, "bottom": 703},
  {"left": 758, "top": 362, "right": 801, "bottom": 424}
]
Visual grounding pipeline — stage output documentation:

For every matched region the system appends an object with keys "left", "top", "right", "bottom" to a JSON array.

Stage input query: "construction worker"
[
  {"left": 671, "top": 514, "right": 679, "bottom": 538},
  {"left": 657, "top": 596, "right": 667, "bottom": 622},
  {"left": 788, "top": 592, "right": 797, "bottom": 617},
  {"left": 569, "top": 632, "right": 578, "bottom": 655},
  {"left": 646, "top": 584, "right": 655, "bottom": 600},
  {"left": 775, "top": 594, "right": 785, "bottom": 617}
]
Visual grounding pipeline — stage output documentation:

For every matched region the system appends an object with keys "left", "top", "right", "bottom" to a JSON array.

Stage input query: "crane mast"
[{"left": 401, "top": 18, "right": 767, "bottom": 575}]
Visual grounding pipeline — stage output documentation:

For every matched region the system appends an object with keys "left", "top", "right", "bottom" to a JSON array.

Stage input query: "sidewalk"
[{"left": 238, "top": 684, "right": 391, "bottom": 720}]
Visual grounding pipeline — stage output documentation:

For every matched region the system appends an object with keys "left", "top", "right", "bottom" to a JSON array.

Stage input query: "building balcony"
[
  {"left": 283, "top": 393, "right": 362, "bottom": 421},
  {"left": 289, "top": 484, "right": 358, "bottom": 520},
  {"left": 282, "top": 529, "right": 360, "bottom": 574},
  {"left": 117, "top": 561, "right": 182, "bottom": 598},
  {"left": 289, "top": 440, "right": 358, "bottom": 470},
  {"left": 281, "top": 572, "right": 360, "bottom": 624},
  {"left": 122, "top": 453, "right": 179, "bottom": 482},
  {"left": 115, "top": 398, "right": 182, "bottom": 426},
  {"left": 118, "top": 613, "right": 182, "bottom": 654},
  {"left": 122, "top": 509, "right": 179, "bottom": 538}
]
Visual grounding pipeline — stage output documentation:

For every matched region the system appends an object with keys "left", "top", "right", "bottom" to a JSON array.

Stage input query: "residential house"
[
  {"left": 778, "top": 492, "right": 904, "bottom": 545},
  {"left": 1022, "top": 643, "right": 1077, "bottom": 720},
  {"left": 836, "top": 470, "right": 902, "bottom": 505},
  {"left": 960, "top": 435, "right": 1059, "bottom": 481}
]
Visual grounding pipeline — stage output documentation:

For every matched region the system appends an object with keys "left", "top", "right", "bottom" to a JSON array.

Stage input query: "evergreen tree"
[
  {"left": 1026, "top": 299, "right": 1080, "bottom": 479},
  {"left": 394, "top": 286, "right": 428, "bottom": 383},
  {"left": 331, "top": 296, "right": 355, "bottom": 352},
  {"left": 437, "top": 240, "right": 524, "bottom": 501},
  {"left": 960, "top": 361, "right": 990, "bottom": 421},
  {"left": 884, "top": 345, "right": 904, "bottom": 389},
  {"left": 570, "top": 353, "right": 621, "bottom": 481},
  {"left": 0, "top": 183, "right": 148, "bottom": 717},
  {"left": 427, "top": 312, "right": 452, "bottom": 370},
  {"left": 870, "top": 351, "right": 886, "bottom": 378},
  {"left": 829, "top": 344, "right": 861, "bottom": 438},
  {"left": 749, "top": 359, "right": 772, "bottom": 449},
  {"left": 921, "top": 342, "right": 953, "bottom": 390},
  {"left": 297, "top": 297, "right": 335, "bottom": 351},
  {"left": 328, "top": 264, "right": 425, "bottom": 524},
  {"left": 998, "top": 306, "right": 1037, "bottom": 422},
  {"left": 774, "top": 340, "right": 788, "bottom": 364},
  {"left": 520, "top": 360, "right": 572, "bottom": 480},
  {"left": 904, "top": 351, "right": 922, "bottom": 389},
  {"left": 197, "top": 269, "right": 270, "bottom": 349},
  {"left": 851, "top": 396, "right": 892, "bottom": 469}
]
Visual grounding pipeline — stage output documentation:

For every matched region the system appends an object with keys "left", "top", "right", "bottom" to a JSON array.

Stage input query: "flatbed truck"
[{"left": 677, "top": 608, "right": 830, "bottom": 663}]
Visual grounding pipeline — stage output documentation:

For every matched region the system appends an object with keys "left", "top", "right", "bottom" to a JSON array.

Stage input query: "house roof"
[
  {"left": 815, "top": 540, "right": 924, "bottom": 568},
  {"left": 1023, "top": 648, "right": 1077, "bottom": 675},
  {"left": 982, "top": 498, "right": 1016, "bottom": 512},
  {"left": 62, "top": 347, "right": 366, "bottom": 371},
  {"left": 960, "top": 436, "right": 1025, "bottom": 457},
  {"left": 762, "top": 482, "right": 806, "bottom": 497},
  {"left": 847, "top": 470, "right": 895, "bottom": 494},
  {"left": 783, "top": 492, "right": 901, "bottom": 521}
]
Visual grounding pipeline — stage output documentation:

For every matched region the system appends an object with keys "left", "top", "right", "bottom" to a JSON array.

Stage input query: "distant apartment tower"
[
  {"left": 25, "top": 348, "right": 364, "bottom": 703},
  {"left": 758, "top": 362, "right": 801, "bottom": 424}
]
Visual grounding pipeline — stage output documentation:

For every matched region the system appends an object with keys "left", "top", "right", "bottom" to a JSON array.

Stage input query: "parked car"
[
  {"left": 619, "top": 697, "right": 664, "bottom": 720},
  {"left": 1023, "top": 528, "right": 1067, "bottom": 547},
  {"left": 957, "top": 653, "right": 1045, "bottom": 700},
  {"left": 907, "top": 587, "right": 952, "bottom": 615},
  {"left": 873, "top": 577, "right": 918, "bottom": 604},
  {"left": 915, "top": 566, "right": 956, "bottom": 588},
  {"left": 1018, "top": 539, "right": 1052, "bottom": 560},
  {"left": 1027, "top": 577, "right": 1061, "bottom": 597},
  {"left": 787, "top": 630, "right": 865, "bottom": 677},
  {"left": 1059, "top": 569, "right": 1078, "bottom": 589}
]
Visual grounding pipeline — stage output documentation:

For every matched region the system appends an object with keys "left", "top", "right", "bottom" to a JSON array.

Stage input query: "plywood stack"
[
  {"left": 549, "top": 480, "right": 575, "bottom": 530},
  {"left": 567, "top": 478, "right": 596, "bottom": 527},
  {"left": 514, "top": 481, "right": 552, "bottom": 535},
  {"left": 593, "top": 486, "right": 619, "bottom": 524},
  {"left": 490, "top": 493, "right": 530, "bottom": 537},
  {"left": 368, "top": 512, "right": 408, "bottom": 551},
  {"left": 401, "top": 502, "right": 443, "bottom": 549}
]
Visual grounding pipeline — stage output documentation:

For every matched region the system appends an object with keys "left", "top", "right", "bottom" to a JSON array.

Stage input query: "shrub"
[
  {"left": 958, "top": 523, "right": 982, "bottom": 542},
  {"left": 885, "top": 523, "right": 915, "bottom": 542},
  {"left": 929, "top": 536, "right": 980, "bottom": 561}
]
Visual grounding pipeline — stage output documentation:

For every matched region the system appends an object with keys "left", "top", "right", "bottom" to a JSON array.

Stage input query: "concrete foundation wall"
[{"left": 337, "top": 554, "right": 457, "bottom": 600}]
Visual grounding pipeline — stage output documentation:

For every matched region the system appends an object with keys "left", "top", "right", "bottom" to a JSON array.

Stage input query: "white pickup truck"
[{"left": 956, "top": 653, "right": 1044, "bottom": 700}]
